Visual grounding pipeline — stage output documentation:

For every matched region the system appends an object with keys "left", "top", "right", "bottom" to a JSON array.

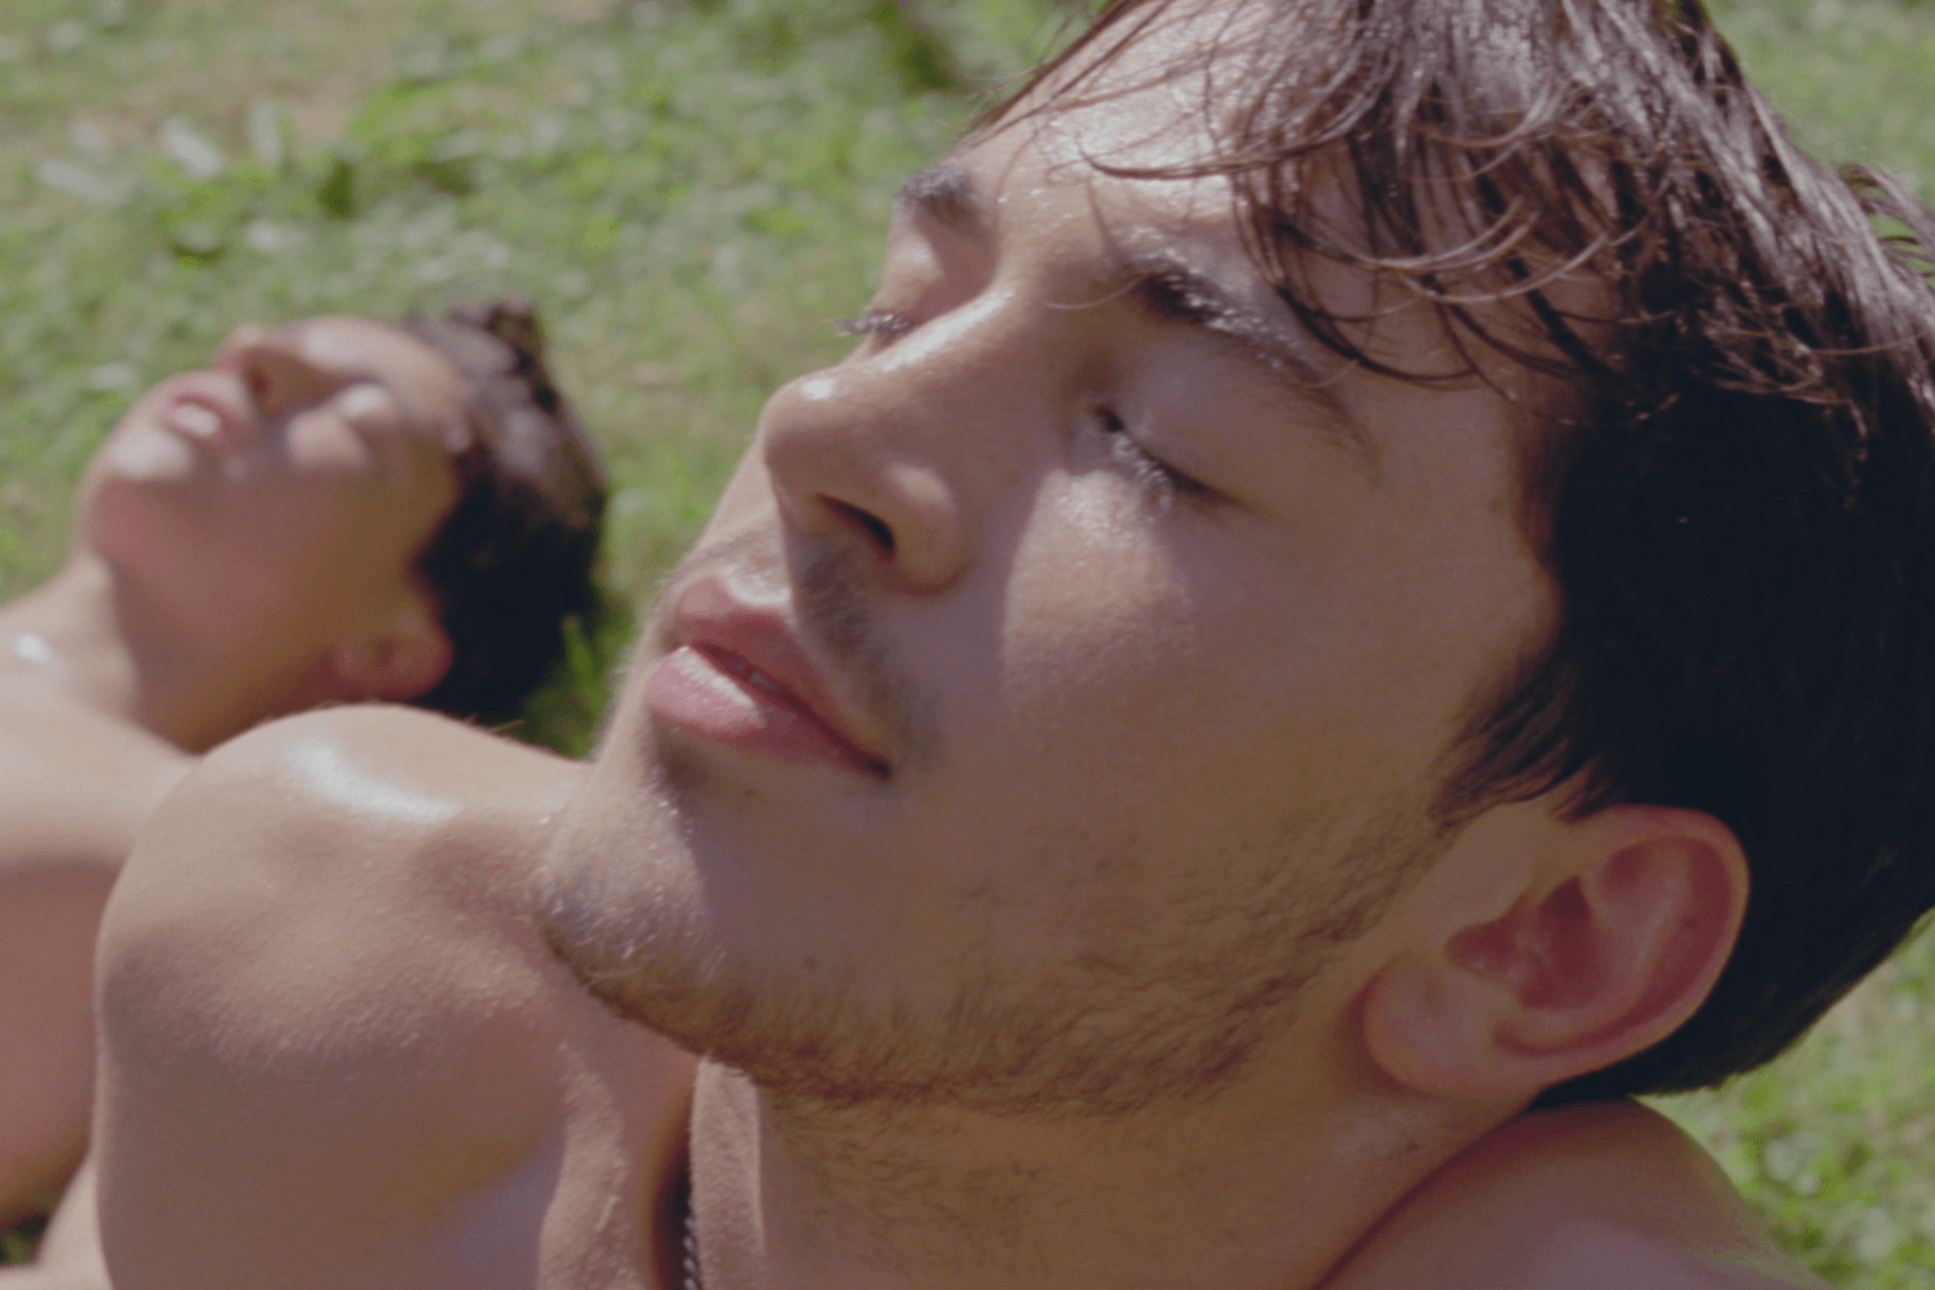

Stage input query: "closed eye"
[
  {"left": 1096, "top": 406, "right": 1213, "bottom": 509},
  {"left": 837, "top": 311, "right": 916, "bottom": 343}
]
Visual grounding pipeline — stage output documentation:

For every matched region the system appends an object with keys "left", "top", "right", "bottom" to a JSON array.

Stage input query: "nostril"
[{"left": 826, "top": 498, "right": 896, "bottom": 556}]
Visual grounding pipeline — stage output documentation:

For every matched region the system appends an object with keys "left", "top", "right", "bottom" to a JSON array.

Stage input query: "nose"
[
  {"left": 213, "top": 324, "right": 337, "bottom": 421},
  {"left": 758, "top": 315, "right": 1031, "bottom": 595}
]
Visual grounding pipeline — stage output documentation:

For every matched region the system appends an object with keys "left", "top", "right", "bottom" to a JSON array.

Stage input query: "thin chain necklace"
[{"left": 680, "top": 1171, "right": 704, "bottom": 1290}]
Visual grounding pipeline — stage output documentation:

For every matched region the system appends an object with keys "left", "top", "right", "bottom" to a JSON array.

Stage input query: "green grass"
[
  {"left": 1653, "top": 931, "right": 1935, "bottom": 1288},
  {"left": 0, "top": 0, "right": 1079, "bottom": 749},
  {"left": 1644, "top": 7, "right": 1935, "bottom": 1286},
  {"left": 1711, "top": 0, "right": 1935, "bottom": 189},
  {"left": 1, "top": 0, "right": 1933, "bottom": 1283}
]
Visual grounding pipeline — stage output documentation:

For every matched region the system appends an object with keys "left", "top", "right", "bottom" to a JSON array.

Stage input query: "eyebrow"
[
  {"left": 1118, "top": 255, "right": 1374, "bottom": 468},
  {"left": 272, "top": 327, "right": 432, "bottom": 452},
  {"left": 894, "top": 157, "right": 1374, "bottom": 468},
  {"left": 281, "top": 327, "right": 411, "bottom": 405},
  {"left": 896, "top": 158, "right": 984, "bottom": 238}
]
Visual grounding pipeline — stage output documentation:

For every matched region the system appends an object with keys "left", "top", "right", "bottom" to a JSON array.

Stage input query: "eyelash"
[
  {"left": 837, "top": 311, "right": 1210, "bottom": 509},
  {"left": 1097, "top": 407, "right": 1210, "bottom": 508},
  {"left": 837, "top": 310, "right": 916, "bottom": 342}
]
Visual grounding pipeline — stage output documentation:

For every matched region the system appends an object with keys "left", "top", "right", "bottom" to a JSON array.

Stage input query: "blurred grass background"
[{"left": 0, "top": 0, "right": 1930, "bottom": 1282}]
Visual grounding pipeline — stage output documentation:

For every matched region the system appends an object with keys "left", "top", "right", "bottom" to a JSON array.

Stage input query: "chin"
[
  {"left": 82, "top": 469, "right": 199, "bottom": 573},
  {"left": 541, "top": 910, "right": 1288, "bottom": 1119},
  {"left": 535, "top": 700, "right": 1343, "bottom": 1118},
  {"left": 532, "top": 816, "right": 1293, "bottom": 1120}
]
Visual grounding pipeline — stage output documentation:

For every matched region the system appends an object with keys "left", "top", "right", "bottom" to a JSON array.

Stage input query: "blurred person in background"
[{"left": 0, "top": 299, "right": 605, "bottom": 1234}]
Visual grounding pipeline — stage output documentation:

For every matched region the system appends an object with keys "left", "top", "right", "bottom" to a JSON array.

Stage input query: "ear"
[
  {"left": 321, "top": 601, "right": 453, "bottom": 704},
  {"left": 1362, "top": 805, "right": 1747, "bottom": 1100}
]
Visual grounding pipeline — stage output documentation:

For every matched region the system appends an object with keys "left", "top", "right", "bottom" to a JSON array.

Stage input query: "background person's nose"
[{"left": 213, "top": 325, "right": 337, "bottom": 423}]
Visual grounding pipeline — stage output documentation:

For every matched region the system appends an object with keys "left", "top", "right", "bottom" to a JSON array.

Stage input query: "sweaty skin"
[
  {"left": 0, "top": 315, "right": 468, "bottom": 1233},
  {"left": 90, "top": 709, "right": 696, "bottom": 1290},
  {"left": 62, "top": 710, "right": 1822, "bottom": 1290},
  {"left": 56, "top": 10, "right": 1845, "bottom": 1289},
  {"left": 1324, "top": 1102, "right": 1832, "bottom": 1290}
]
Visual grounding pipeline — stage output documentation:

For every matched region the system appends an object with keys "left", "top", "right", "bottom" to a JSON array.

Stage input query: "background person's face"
[
  {"left": 79, "top": 316, "right": 463, "bottom": 656},
  {"left": 541, "top": 24, "right": 1557, "bottom": 1115}
]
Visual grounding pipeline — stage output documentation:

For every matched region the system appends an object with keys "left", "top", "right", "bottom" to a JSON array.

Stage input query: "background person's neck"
[
  {"left": 0, "top": 557, "right": 143, "bottom": 721},
  {"left": 0, "top": 555, "right": 318, "bottom": 753}
]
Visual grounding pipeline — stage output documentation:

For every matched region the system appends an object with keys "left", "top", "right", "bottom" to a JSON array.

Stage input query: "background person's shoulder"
[{"left": 0, "top": 680, "right": 188, "bottom": 880}]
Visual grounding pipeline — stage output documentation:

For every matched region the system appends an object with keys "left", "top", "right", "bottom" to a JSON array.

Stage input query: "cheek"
[
  {"left": 694, "top": 448, "right": 781, "bottom": 550},
  {"left": 995, "top": 476, "right": 1199, "bottom": 719},
  {"left": 943, "top": 475, "right": 1453, "bottom": 845},
  {"left": 955, "top": 481, "right": 1302, "bottom": 821},
  {"left": 238, "top": 483, "right": 433, "bottom": 620}
]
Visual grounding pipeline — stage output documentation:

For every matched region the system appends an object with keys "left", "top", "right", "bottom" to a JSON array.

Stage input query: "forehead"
[
  {"left": 944, "top": 14, "right": 1344, "bottom": 353},
  {"left": 913, "top": 22, "right": 1567, "bottom": 603},
  {"left": 943, "top": 6, "right": 1592, "bottom": 457},
  {"left": 940, "top": 106, "right": 1554, "bottom": 459},
  {"left": 985, "top": 0, "right": 1263, "bottom": 166}
]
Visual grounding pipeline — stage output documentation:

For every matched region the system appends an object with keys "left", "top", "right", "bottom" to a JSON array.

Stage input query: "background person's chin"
[{"left": 98, "top": 426, "right": 198, "bottom": 484}]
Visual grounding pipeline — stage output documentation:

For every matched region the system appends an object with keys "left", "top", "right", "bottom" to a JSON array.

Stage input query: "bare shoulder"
[
  {"left": 1323, "top": 1100, "right": 1830, "bottom": 1290},
  {"left": 0, "top": 680, "right": 188, "bottom": 879},
  {"left": 93, "top": 706, "right": 690, "bottom": 1290},
  {"left": 0, "top": 684, "right": 191, "bottom": 1225},
  {"left": 98, "top": 703, "right": 584, "bottom": 1094},
  {"left": 100, "top": 703, "right": 581, "bottom": 1020}
]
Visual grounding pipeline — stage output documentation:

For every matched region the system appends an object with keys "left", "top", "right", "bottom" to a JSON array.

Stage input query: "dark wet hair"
[
  {"left": 404, "top": 299, "right": 608, "bottom": 728},
  {"left": 998, "top": 0, "right": 1935, "bottom": 1101}
]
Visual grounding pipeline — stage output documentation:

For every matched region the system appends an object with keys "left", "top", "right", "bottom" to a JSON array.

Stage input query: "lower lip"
[{"left": 645, "top": 644, "right": 884, "bottom": 776}]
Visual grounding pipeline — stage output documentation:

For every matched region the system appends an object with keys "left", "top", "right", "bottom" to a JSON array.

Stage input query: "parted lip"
[{"left": 665, "top": 575, "right": 891, "bottom": 773}]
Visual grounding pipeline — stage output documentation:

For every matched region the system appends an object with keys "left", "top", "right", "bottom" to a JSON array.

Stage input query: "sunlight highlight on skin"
[{"left": 288, "top": 737, "right": 460, "bottom": 825}]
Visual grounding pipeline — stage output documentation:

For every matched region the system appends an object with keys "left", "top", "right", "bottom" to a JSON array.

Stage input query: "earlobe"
[
  {"left": 322, "top": 606, "right": 453, "bottom": 705},
  {"left": 1363, "top": 805, "right": 1747, "bottom": 1101}
]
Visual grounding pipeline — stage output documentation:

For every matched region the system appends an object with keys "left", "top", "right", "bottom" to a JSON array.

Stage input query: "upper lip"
[{"left": 666, "top": 576, "right": 891, "bottom": 774}]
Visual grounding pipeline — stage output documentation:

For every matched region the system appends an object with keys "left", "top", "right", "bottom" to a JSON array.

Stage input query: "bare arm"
[
  {"left": 0, "top": 1264, "right": 109, "bottom": 1290},
  {"left": 0, "top": 698, "right": 187, "bottom": 1229},
  {"left": 0, "top": 868, "right": 110, "bottom": 1231},
  {"left": 0, "top": 1155, "right": 108, "bottom": 1290}
]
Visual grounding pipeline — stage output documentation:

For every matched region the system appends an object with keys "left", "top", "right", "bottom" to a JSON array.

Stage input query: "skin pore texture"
[
  {"left": 53, "top": 6, "right": 1827, "bottom": 1290},
  {"left": 0, "top": 317, "right": 466, "bottom": 1230}
]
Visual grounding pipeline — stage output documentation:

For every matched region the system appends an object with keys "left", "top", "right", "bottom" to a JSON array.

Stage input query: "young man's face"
[{"left": 543, "top": 19, "right": 1558, "bottom": 1114}]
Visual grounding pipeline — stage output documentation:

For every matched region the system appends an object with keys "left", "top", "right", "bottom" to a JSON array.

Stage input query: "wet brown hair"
[{"left": 995, "top": 0, "right": 1935, "bottom": 1101}]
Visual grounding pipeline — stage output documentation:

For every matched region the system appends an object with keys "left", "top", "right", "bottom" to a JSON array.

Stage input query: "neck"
[
  {"left": 1, "top": 557, "right": 142, "bottom": 717},
  {"left": 0, "top": 554, "right": 315, "bottom": 751},
  {"left": 686, "top": 1015, "right": 1509, "bottom": 1290}
]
